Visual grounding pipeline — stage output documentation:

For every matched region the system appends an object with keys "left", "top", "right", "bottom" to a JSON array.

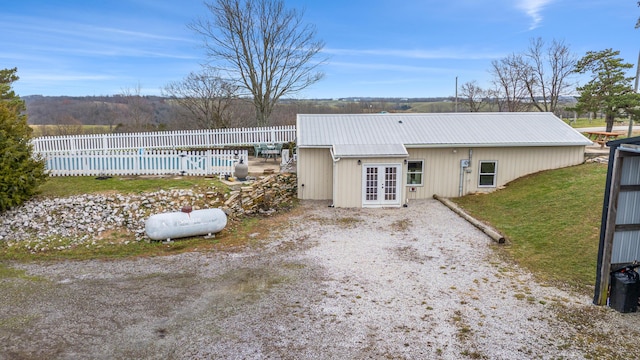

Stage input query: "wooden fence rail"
[
  {"left": 44, "top": 149, "right": 249, "bottom": 177},
  {"left": 32, "top": 126, "right": 296, "bottom": 154}
]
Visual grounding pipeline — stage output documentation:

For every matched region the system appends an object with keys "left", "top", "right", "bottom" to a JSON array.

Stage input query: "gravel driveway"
[{"left": 1, "top": 199, "right": 635, "bottom": 359}]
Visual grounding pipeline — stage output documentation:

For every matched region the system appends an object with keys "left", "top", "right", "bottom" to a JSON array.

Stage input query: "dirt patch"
[{"left": 2, "top": 200, "right": 640, "bottom": 359}]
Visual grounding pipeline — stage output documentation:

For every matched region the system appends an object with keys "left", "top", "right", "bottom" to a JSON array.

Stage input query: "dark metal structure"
[{"left": 594, "top": 136, "right": 640, "bottom": 305}]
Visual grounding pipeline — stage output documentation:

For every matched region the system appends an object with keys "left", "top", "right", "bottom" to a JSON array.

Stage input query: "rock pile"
[
  {"left": 224, "top": 173, "right": 297, "bottom": 216},
  {"left": 0, "top": 173, "right": 297, "bottom": 251},
  {"left": 585, "top": 155, "right": 609, "bottom": 164}
]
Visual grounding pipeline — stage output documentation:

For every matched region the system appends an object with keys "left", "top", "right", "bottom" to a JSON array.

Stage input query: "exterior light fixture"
[{"left": 357, "top": 159, "right": 361, "bottom": 165}]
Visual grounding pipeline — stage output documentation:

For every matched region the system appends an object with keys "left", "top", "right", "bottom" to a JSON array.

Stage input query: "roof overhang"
[
  {"left": 403, "top": 142, "right": 592, "bottom": 148},
  {"left": 332, "top": 144, "right": 409, "bottom": 158},
  {"left": 301, "top": 142, "right": 590, "bottom": 151}
]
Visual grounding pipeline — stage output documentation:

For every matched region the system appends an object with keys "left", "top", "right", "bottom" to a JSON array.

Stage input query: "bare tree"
[
  {"left": 522, "top": 38, "right": 576, "bottom": 113},
  {"left": 163, "top": 69, "right": 239, "bottom": 129},
  {"left": 458, "top": 81, "right": 487, "bottom": 112},
  {"left": 90, "top": 100, "right": 120, "bottom": 132},
  {"left": 118, "top": 84, "right": 153, "bottom": 132},
  {"left": 490, "top": 38, "right": 576, "bottom": 113},
  {"left": 189, "top": 0, "right": 326, "bottom": 127},
  {"left": 490, "top": 54, "right": 533, "bottom": 112},
  {"left": 52, "top": 114, "right": 83, "bottom": 135}
]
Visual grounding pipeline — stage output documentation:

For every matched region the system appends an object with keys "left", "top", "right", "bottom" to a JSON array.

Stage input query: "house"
[{"left": 295, "top": 112, "right": 592, "bottom": 208}]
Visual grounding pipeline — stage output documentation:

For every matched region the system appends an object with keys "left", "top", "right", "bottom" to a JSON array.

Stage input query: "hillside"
[{"left": 23, "top": 95, "right": 579, "bottom": 136}]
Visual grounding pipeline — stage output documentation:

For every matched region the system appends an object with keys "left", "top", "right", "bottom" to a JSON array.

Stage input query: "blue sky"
[{"left": 2, "top": 0, "right": 639, "bottom": 99}]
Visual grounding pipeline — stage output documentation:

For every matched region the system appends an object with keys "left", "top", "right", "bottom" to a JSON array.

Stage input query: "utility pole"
[
  {"left": 455, "top": 76, "right": 458, "bottom": 112},
  {"left": 629, "top": 50, "right": 640, "bottom": 137}
]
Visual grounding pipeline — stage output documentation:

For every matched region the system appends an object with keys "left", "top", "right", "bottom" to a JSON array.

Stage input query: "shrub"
[{"left": 0, "top": 68, "right": 46, "bottom": 211}]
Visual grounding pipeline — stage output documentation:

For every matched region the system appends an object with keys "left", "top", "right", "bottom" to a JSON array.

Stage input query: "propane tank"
[
  {"left": 235, "top": 158, "right": 248, "bottom": 180},
  {"left": 145, "top": 208, "right": 227, "bottom": 241}
]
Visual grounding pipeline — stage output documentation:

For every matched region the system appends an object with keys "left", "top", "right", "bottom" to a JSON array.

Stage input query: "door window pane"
[
  {"left": 384, "top": 166, "right": 397, "bottom": 200},
  {"left": 366, "top": 167, "right": 378, "bottom": 200}
]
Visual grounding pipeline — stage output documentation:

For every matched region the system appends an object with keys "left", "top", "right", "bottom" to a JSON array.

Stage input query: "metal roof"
[
  {"left": 332, "top": 144, "right": 408, "bottom": 158},
  {"left": 296, "top": 112, "right": 593, "bottom": 149}
]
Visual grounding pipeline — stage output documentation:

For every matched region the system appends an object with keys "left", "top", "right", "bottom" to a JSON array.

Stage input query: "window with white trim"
[
  {"left": 406, "top": 160, "right": 423, "bottom": 185},
  {"left": 478, "top": 161, "right": 497, "bottom": 187}
]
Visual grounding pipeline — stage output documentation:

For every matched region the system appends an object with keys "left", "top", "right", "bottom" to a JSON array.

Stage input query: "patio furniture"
[
  {"left": 262, "top": 143, "right": 282, "bottom": 162},
  {"left": 255, "top": 143, "right": 269, "bottom": 158}
]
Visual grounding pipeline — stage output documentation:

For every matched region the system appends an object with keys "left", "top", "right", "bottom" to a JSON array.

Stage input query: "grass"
[
  {"left": 565, "top": 118, "right": 608, "bottom": 128},
  {"left": 37, "top": 175, "right": 221, "bottom": 198},
  {"left": 30, "top": 124, "right": 113, "bottom": 137},
  {"left": 0, "top": 263, "right": 43, "bottom": 281},
  {"left": 0, "top": 175, "right": 273, "bottom": 262},
  {"left": 0, "top": 210, "right": 274, "bottom": 262},
  {"left": 1, "top": 161, "right": 612, "bottom": 297},
  {"left": 452, "top": 162, "right": 608, "bottom": 295}
]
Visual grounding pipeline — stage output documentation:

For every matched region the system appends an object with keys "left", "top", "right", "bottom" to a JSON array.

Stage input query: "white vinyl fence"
[
  {"left": 45, "top": 149, "right": 248, "bottom": 177},
  {"left": 32, "top": 126, "right": 296, "bottom": 154}
]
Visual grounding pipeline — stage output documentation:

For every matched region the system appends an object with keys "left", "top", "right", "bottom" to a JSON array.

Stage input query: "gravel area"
[{"left": 2, "top": 199, "right": 639, "bottom": 359}]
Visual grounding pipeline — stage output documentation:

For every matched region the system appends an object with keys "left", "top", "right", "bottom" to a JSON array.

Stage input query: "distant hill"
[{"left": 22, "top": 95, "right": 580, "bottom": 136}]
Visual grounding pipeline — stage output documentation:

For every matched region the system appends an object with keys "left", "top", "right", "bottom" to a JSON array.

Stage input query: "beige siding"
[
  {"left": 333, "top": 158, "right": 361, "bottom": 207},
  {"left": 333, "top": 157, "right": 406, "bottom": 207},
  {"left": 297, "top": 148, "right": 333, "bottom": 200},
  {"left": 466, "top": 146, "right": 585, "bottom": 195},
  {"left": 405, "top": 146, "right": 586, "bottom": 198},
  {"left": 298, "top": 145, "right": 586, "bottom": 207},
  {"left": 404, "top": 148, "right": 462, "bottom": 201}
]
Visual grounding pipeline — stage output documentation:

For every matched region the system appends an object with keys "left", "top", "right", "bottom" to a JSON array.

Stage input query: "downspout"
[
  {"left": 458, "top": 149, "right": 473, "bottom": 197},
  {"left": 329, "top": 147, "right": 341, "bottom": 208},
  {"left": 458, "top": 160, "right": 468, "bottom": 197}
]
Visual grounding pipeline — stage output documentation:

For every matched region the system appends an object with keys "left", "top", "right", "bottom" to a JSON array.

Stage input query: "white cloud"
[
  {"left": 20, "top": 73, "right": 114, "bottom": 82},
  {"left": 329, "top": 61, "right": 446, "bottom": 73},
  {"left": 517, "top": 0, "right": 553, "bottom": 30},
  {"left": 323, "top": 47, "right": 502, "bottom": 60}
]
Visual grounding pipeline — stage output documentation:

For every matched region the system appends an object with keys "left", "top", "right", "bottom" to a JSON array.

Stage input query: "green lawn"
[
  {"left": 36, "top": 175, "right": 220, "bottom": 198},
  {"left": 5, "top": 163, "right": 613, "bottom": 298},
  {"left": 452, "top": 162, "right": 608, "bottom": 295},
  {"left": 0, "top": 175, "right": 244, "bottom": 261}
]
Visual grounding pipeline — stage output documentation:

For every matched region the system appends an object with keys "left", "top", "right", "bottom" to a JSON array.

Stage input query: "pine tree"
[
  {"left": 573, "top": 49, "right": 640, "bottom": 132},
  {"left": 0, "top": 68, "right": 46, "bottom": 211}
]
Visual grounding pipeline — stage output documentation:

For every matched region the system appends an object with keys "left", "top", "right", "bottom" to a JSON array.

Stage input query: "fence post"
[{"left": 179, "top": 151, "right": 186, "bottom": 176}]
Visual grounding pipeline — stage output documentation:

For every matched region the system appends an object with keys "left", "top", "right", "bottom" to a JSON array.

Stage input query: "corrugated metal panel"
[
  {"left": 297, "top": 112, "right": 592, "bottom": 147},
  {"left": 612, "top": 155, "right": 640, "bottom": 264},
  {"left": 620, "top": 156, "right": 640, "bottom": 185},
  {"left": 612, "top": 231, "right": 640, "bottom": 264},
  {"left": 333, "top": 144, "right": 408, "bottom": 157},
  {"left": 617, "top": 191, "right": 640, "bottom": 224}
]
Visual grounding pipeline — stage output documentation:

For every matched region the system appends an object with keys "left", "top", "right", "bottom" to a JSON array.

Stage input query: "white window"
[
  {"left": 406, "top": 160, "right": 423, "bottom": 185},
  {"left": 478, "top": 161, "right": 497, "bottom": 187}
]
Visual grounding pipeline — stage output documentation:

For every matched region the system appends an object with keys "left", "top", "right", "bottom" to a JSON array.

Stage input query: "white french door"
[{"left": 362, "top": 164, "right": 402, "bottom": 207}]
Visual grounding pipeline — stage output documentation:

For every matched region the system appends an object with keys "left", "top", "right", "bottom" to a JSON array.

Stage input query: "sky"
[{"left": 2, "top": 0, "right": 639, "bottom": 99}]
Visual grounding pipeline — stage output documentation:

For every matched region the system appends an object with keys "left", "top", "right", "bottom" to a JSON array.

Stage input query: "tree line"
[
  {"left": 3, "top": 0, "right": 640, "bottom": 212},
  {"left": 22, "top": 0, "right": 640, "bottom": 135},
  {"left": 24, "top": 95, "right": 427, "bottom": 135}
]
